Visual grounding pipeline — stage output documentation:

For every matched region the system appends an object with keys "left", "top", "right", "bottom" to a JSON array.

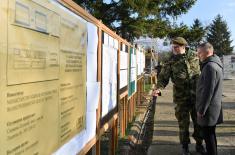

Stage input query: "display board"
[
  {"left": 0, "top": 0, "right": 88, "bottom": 154},
  {"left": 120, "top": 43, "right": 128, "bottom": 89},
  {"left": 128, "top": 47, "right": 137, "bottom": 97},
  {"left": 59, "top": 2, "right": 87, "bottom": 145},
  {"left": 102, "top": 32, "right": 118, "bottom": 118},
  {"left": 54, "top": 21, "right": 99, "bottom": 155}
]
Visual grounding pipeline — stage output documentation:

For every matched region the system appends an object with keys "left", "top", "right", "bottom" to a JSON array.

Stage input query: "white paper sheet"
[
  {"left": 133, "top": 54, "right": 137, "bottom": 68},
  {"left": 122, "top": 44, "right": 126, "bottom": 51},
  {"left": 103, "top": 32, "right": 109, "bottom": 45},
  {"left": 53, "top": 130, "right": 86, "bottom": 155},
  {"left": 87, "top": 52, "right": 97, "bottom": 82},
  {"left": 131, "top": 53, "right": 136, "bottom": 68},
  {"left": 51, "top": 0, "right": 86, "bottom": 23},
  {"left": 120, "top": 70, "right": 128, "bottom": 89},
  {"left": 110, "top": 48, "right": 117, "bottom": 108},
  {"left": 102, "top": 45, "right": 117, "bottom": 117},
  {"left": 131, "top": 68, "right": 136, "bottom": 82},
  {"left": 102, "top": 83, "right": 111, "bottom": 116},
  {"left": 87, "top": 22, "right": 98, "bottom": 53},
  {"left": 120, "top": 51, "right": 128, "bottom": 70},
  {"left": 87, "top": 82, "right": 100, "bottom": 111},
  {"left": 85, "top": 111, "right": 97, "bottom": 141},
  {"left": 137, "top": 49, "right": 142, "bottom": 75},
  {"left": 102, "top": 45, "right": 111, "bottom": 81},
  {"left": 114, "top": 39, "right": 118, "bottom": 49},
  {"left": 109, "top": 35, "right": 114, "bottom": 47},
  {"left": 85, "top": 82, "right": 99, "bottom": 142}
]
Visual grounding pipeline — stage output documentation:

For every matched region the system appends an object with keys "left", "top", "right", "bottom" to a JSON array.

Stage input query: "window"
[{"left": 231, "top": 56, "right": 235, "bottom": 63}]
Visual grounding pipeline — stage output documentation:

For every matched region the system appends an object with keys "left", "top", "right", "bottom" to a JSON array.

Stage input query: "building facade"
[{"left": 222, "top": 54, "right": 235, "bottom": 79}]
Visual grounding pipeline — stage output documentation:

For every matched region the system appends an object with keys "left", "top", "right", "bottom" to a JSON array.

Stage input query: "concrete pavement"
[{"left": 147, "top": 80, "right": 235, "bottom": 155}]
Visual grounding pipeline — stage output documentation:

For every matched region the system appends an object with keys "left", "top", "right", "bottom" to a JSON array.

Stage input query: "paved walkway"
[{"left": 147, "top": 80, "right": 235, "bottom": 155}]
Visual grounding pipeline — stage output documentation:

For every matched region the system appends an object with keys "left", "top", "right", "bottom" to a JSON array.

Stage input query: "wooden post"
[
  {"left": 119, "top": 97, "right": 126, "bottom": 137},
  {"left": 123, "top": 98, "right": 125, "bottom": 136},
  {"left": 137, "top": 80, "right": 140, "bottom": 106},
  {"left": 122, "top": 98, "right": 125, "bottom": 136},
  {"left": 133, "top": 94, "right": 135, "bottom": 118},
  {"left": 120, "top": 98, "right": 124, "bottom": 137},
  {"left": 141, "top": 77, "right": 143, "bottom": 103},
  {"left": 131, "top": 97, "right": 133, "bottom": 121},
  {"left": 119, "top": 99, "right": 122, "bottom": 137},
  {"left": 111, "top": 118, "right": 118, "bottom": 155},
  {"left": 130, "top": 97, "right": 131, "bottom": 121},
  {"left": 95, "top": 26, "right": 102, "bottom": 155},
  {"left": 134, "top": 94, "right": 136, "bottom": 117},
  {"left": 132, "top": 96, "right": 134, "bottom": 120},
  {"left": 125, "top": 96, "right": 128, "bottom": 134},
  {"left": 139, "top": 79, "right": 141, "bottom": 105},
  {"left": 130, "top": 98, "right": 132, "bottom": 122},
  {"left": 128, "top": 99, "right": 130, "bottom": 123}
]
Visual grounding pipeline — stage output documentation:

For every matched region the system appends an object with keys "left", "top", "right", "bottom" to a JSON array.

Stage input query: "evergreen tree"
[
  {"left": 74, "top": 0, "right": 197, "bottom": 42},
  {"left": 167, "top": 22, "right": 190, "bottom": 40},
  {"left": 207, "top": 15, "right": 234, "bottom": 56},
  {"left": 168, "top": 19, "right": 207, "bottom": 51},
  {"left": 188, "top": 19, "right": 207, "bottom": 50}
]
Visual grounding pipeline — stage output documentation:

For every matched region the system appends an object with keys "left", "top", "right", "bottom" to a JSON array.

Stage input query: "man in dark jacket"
[{"left": 196, "top": 42, "right": 223, "bottom": 155}]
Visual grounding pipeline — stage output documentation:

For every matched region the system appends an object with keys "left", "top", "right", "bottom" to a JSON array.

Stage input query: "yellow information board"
[
  {"left": 59, "top": 7, "right": 87, "bottom": 145},
  {"left": 0, "top": 0, "right": 87, "bottom": 154}
]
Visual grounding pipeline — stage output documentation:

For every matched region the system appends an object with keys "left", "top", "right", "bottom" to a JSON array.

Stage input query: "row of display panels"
[
  {"left": 120, "top": 45, "right": 145, "bottom": 91},
  {"left": 0, "top": 0, "right": 146, "bottom": 155},
  {"left": 120, "top": 46, "right": 145, "bottom": 98}
]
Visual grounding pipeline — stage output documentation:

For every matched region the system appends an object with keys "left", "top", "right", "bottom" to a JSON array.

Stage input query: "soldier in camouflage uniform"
[{"left": 153, "top": 37, "right": 205, "bottom": 155}]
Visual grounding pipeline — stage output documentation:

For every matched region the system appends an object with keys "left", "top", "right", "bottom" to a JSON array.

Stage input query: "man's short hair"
[{"left": 198, "top": 42, "right": 214, "bottom": 52}]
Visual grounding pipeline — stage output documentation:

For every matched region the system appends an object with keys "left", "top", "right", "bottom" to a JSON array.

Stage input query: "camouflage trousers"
[{"left": 174, "top": 103, "right": 203, "bottom": 145}]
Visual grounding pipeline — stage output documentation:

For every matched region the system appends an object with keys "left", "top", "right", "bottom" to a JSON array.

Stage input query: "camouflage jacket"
[{"left": 156, "top": 50, "right": 200, "bottom": 104}]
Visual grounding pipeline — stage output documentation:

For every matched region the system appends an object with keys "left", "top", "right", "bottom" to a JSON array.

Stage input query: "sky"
[
  {"left": 104, "top": 0, "right": 235, "bottom": 48},
  {"left": 177, "top": 0, "right": 235, "bottom": 47}
]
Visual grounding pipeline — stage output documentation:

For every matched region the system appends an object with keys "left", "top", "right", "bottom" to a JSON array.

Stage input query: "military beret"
[{"left": 171, "top": 37, "right": 188, "bottom": 46}]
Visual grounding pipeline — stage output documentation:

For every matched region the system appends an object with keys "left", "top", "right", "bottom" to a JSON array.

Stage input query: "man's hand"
[
  {"left": 197, "top": 112, "right": 204, "bottom": 119},
  {"left": 152, "top": 89, "right": 161, "bottom": 96}
]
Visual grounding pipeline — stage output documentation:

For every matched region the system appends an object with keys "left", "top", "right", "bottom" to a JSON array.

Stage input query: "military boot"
[
  {"left": 182, "top": 144, "right": 191, "bottom": 155},
  {"left": 182, "top": 148, "right": 190, "bottom": 155},
  {"left": 196, "top": 144, "right": 206, "bottom": 155}
]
